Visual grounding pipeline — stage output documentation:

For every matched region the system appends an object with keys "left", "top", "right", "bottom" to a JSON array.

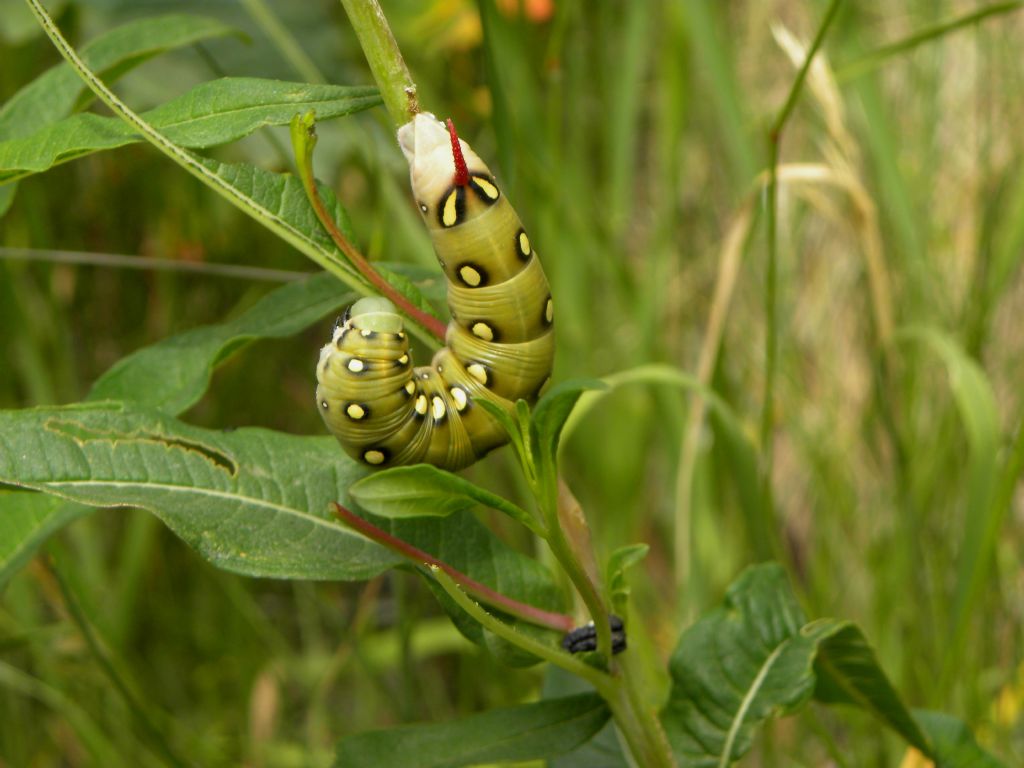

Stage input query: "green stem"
[
  {"left": 291, "top": 113, "right": 448, "bottom": 340},
  {"left": 338, "top": 0, "right": 419, "bottom": 128},
  {"left": 608, "top": 651, "right": 677, "bottom": 768},
  {"left": 543, "top": 482, "right": 612, "bottom": 660},
  {"left": 240, "top": 0, "right": 327, "bottom": 84},
  {"left": 332, "top": 503, "right": 575, "bottom": 632},
  {"left": 836, "top": 1, "right": 1024, "bottom": 81},
  {"left": 761, "top": 0, "right": 843, "bottom": 490},
  {"left": 47, "top": 558, "right": 187, "bottom": 768},
  {"left": 429, "top": 566, "right": 612, "bottom": 693}
]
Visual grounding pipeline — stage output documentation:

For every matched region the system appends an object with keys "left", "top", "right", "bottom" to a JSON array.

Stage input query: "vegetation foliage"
[{"left": 1, "top": 0, "right": 1023, "bottom": 765}]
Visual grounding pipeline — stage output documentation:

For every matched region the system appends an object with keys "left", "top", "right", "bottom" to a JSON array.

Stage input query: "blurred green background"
[{"left": 2, "top": 0, "right": 1023, "bottom": 764}]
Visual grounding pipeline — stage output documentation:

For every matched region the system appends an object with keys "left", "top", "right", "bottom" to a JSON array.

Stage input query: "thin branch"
[
  {"left": 337, "top": 0, "right": 419, "bottom": 128},
  {"left": 291, "top": 113, "right": 447, "bottom": 340},
  {"left": 46, "top": 558, "right": 187, "bottom": 768},
  {"left": 836, "top": 1, "right": 1024, "bottom": 81},
  {"left": 22, "top": 0, "right": 365, "bottom": 293},
  {"left": 761, "top": 0, "right": 844, "bottom": 493},
  {"left": 0, "top": 246, "right": 309, "bottom": 282},
  {"left": 331, "top": 503, "right": 575, "bottom": 633},
  {"left": 427, "top": 566, "right": 613, "bottom": 694}
]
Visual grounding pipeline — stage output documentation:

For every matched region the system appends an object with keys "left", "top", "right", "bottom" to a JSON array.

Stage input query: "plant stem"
[
  {"left": 291, "top": 113, "right": 447, "bottom": 340},
  {"left": 46, "top": 558, "right": 187, "bottom": 768},
  {"left": 761, "top": 0, "right": 843, "bottom": 495},
  {"left": 240, "top": 0, "right": 327, "bottom": 84},
  {"left": 836, "top": 0, "right": 1024, "bottom": 81},
  {"left": 429, "top": 566, "right": 612, "bottom": 693},
  {"left": 607, "top": 652, "right": 678, "bottom": 768},
  {"left": 331, "top": 503, "right": 575, "bottom": 632},
  {"left": 23, "top": 0, "right": 366, "bottom": 293},
  {"left": 545, "top": 478, "right": 612, "bottom": 660},
  {"left": 338, "top": 0, "right": 419, "bottom": 128}
]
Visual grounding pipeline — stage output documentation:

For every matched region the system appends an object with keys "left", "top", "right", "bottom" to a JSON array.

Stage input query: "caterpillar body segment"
[{"left": 316, "top": 114, "right": 554, "bottom": 471}]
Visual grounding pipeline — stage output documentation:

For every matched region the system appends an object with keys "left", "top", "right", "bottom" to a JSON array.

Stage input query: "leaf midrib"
[
  {"left": 149, "top": 92, "right": 377, "bottom": 132},
  {"left": 718, "top": 641, "right": 787, "bottom": 768},
  {"left": 34, "top": 478, "right": 348, "bottom": 534}
]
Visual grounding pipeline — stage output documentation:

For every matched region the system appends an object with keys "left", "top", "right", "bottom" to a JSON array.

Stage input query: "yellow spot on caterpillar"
[
  {"left": 467, "top": 363, "right": 488, "bottom": 385},
  {"left": 404, "top": 381, "right": 416, "bottom": 396},
  {"left": 364, "top": 450, "right": 386, "bottom": 465},
  {"left": 415, "top": 395, "right": 429, "bottom": 415},
  {"left": 471, "top": 322, "right": 494, "bottom": 341},
  {"left": 518, "top": 231, "right": 531, "bottom": 256},
  {"left": 450, "top": 387, "right": 468, "bottom": 411},
  {"left": 346, "top": 404, "right": 366, "bottom": 420},
  {"left": 442, "top": 190, "right": 459, "bottom": 227},
  {"left": 431, "top": 396, "right": 446, "bottom": 419},
  {"left": 398, "top": 354, "right": 409, "bottom": 365},
  {"left": 472, "top": 175, "right": 499, "bottom": 200},
  {"left": 545, "top": 298, "right": 554, "bottom": 324},
  {"left": 347, "top": 358, "right": 365, "bottom": 373},
  {"left": 459, "top": 265, "right": 482, "bottom": 286}
]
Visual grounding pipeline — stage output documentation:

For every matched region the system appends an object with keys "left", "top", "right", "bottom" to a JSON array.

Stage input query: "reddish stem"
[
  {"left": 332, "top": 502, "right": 575, "bottom": 633},
  {"left": 302, "top": 175, "right": 447, "bottom": 341},
  {"left": 446, "top": 118, "right": 469, "bottom": 186}
]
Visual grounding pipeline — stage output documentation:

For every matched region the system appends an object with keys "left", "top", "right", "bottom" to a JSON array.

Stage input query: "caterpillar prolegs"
[{"left": 315, "top": 114, "right": 554, "bottom": 471}]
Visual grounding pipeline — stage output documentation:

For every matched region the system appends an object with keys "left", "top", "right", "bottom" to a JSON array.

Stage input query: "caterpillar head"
[
  {"left": 344, "top": 296, "right": 404, "bottom": 334},
  {"left": 398, "top": 113, "right": 498, "bottom": 227}
]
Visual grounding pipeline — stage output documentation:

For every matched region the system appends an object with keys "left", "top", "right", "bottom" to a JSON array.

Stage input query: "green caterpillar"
[{"left": 315, "top": 114, "right": 554, "bottom": 470}]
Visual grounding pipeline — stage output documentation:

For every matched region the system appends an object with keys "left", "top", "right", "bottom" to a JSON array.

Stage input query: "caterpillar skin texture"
[{"left": 315, "top": 114, "right": 554, "bottom": 471}]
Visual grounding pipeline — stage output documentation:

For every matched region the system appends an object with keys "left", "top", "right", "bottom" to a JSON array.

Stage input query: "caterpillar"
[{"left": 315, "top": 114, "right": 554, "bottom": 471}]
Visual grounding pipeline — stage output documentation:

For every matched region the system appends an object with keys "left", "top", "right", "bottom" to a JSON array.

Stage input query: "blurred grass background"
[{"left": 2, "top": 0, "right": 1024, "bottom": 765}]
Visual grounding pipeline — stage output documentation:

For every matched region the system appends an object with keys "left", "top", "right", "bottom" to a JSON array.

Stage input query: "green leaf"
[
  {"left": 90, "top": 271, "right": 349, "bottom": 413},
  {"left": 193, "top": 154, "right": 358, "bottom": 274},
  {"left": 350, "top": 464, "right": 541, "bottom": 533},
  {"left": 532, "top": 378, "right": 606, "bottom": 464},
  {"left": 896, "top": 328, "right": 1001, "bottom": 667},
  {"left": 0, "top": 491, "right": 89, "bottom": 588},
  {"left": 188, "top": 154, "right": 438, "bottom": 328},
  {"left": 660, "top": 562, "right": 993, "bottom": 766},
  {"left": 812, "top": 622, "right": 929, "bottom": 751},
  {"left": 543, "top": 665, "right": 629, "bottom": 768},
  {"left": 605, "top": 543, "right": 649, "bottom": 617},
  {"left": 661, "top": 563, "right": 815, "bottom": 766},
  {"left": 1, "top": 273, "right": 349, "bottom": 586},
  {"left": 333, "top": 693, "right": 610, "bottom": 768},
  {"left": 0, "top": 183, "right": 14, "bottom": 217},
  {"left": 411, "top": 513, "right": 567, "bottom": 666},
  {"left": 0, "top": 78, "right": 380, "bottom": 183},
  {"left": 0, "top": 14, "right": 240, "bottom": 140},
  {"left": 0, "top": 402, "right": 396, "bottom": 580},
  {"left": 913, "top": 710, "right": 1007, "bottom": 768}
]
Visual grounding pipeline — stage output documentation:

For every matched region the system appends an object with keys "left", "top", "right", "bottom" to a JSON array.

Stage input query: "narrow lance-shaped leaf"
[
  {"left": 0, "top": 402, "right": 395, "bottom": 580},
  {"left": 350, "top": 464, "right": 541, "bottom": 534},
  {"left": 897, "top": 327, "right": 1001, "bottom": 670},
  {"left": 89, "top": 271, "right": 350, "bottom": 414},
  {"left": 2, "top": 273, "right": 348, "bottom": 587},
  {"left": 0, "top": 491, "right": 89, "bottom": 587},
  {"left": 0, "top": 78, "right": 381, "bottom": 183},
  {"left": 334, "top": 693, "right": 610, "bottom": 768},
  {"left": 0, "top": 13, "right": 241, "bottom": 140}
]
